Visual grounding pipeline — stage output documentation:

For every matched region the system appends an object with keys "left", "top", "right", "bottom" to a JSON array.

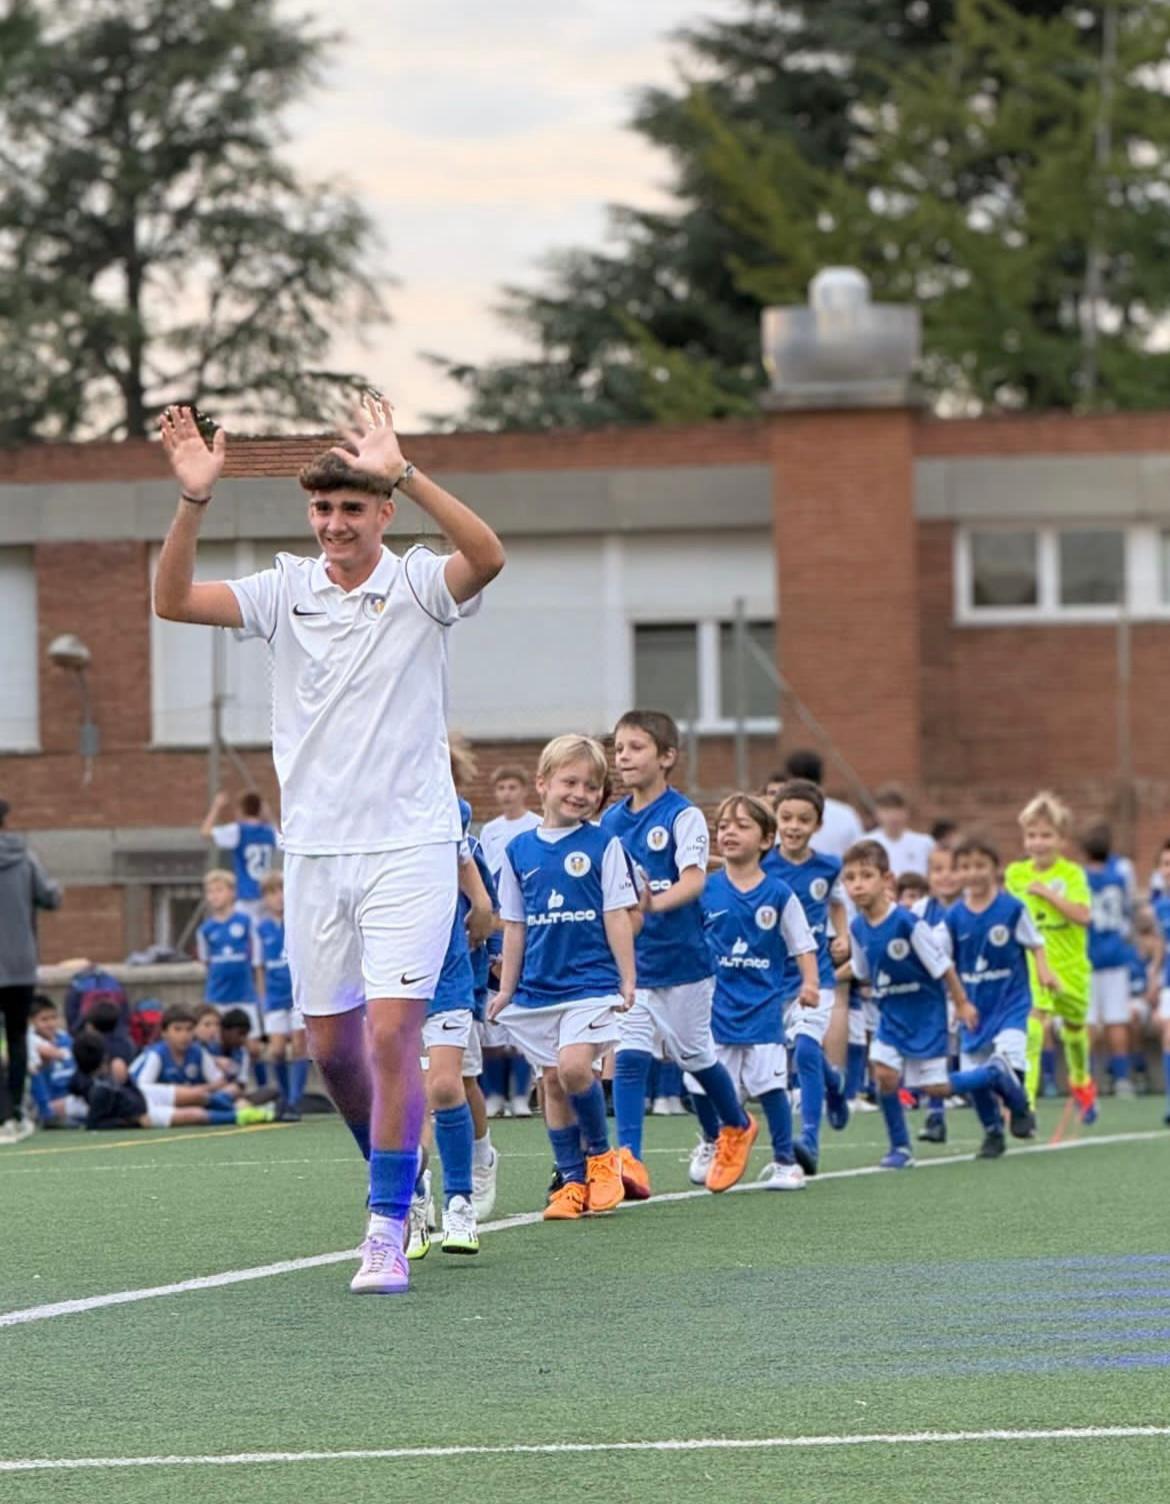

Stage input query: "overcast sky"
[{"left": 278, "top": 1, "right": 742, "bottom": 430}]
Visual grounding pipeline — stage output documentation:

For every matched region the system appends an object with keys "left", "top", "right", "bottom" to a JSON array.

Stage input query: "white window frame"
[
  {"left": 0, "top": 547, "right": 40, "bottom": 752},
  {"left": 954, "top": 522, "right": 1147, "bottom": 625},
  {"left": 629, "top": 617, "right": 779, "bottom": 734}
]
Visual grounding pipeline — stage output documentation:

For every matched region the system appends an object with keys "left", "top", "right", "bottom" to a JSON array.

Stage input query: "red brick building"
[{"left": 2, "top": 406, "right": 1169, "bottom": 961}]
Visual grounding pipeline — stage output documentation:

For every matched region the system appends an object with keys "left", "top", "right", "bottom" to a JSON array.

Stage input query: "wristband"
[
  {"left": 180, "top": 491, "right": 212, "bottom": 507},
  {"left": 392, "top": 462, "right": 415, "bottom": 492}
]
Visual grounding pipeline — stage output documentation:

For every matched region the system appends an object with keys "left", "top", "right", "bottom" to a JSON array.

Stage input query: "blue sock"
[
  {"left": 759, "top": 1088, "right": 794, "bottom": 1164},
  {"left": 950, "top": 1064, "right": 996, "bottom": 1096},
  {"left": 252, "top": 1059, "right": 270, "bottom": 1089},
  {"left": 614, "top": 1049, "right": 654, "bottom": 1156},
  {"left": 970, "top": 1086, "right": 1001, "bottom": 1134},
  {"left": 433, "top": 1103, "right": 474, "bottom": 1202},
  {"left": 692, "top": 1090, "right": 721, "bottom": 1141},
  {"left": 1108, "top": 1054, "right": 1130, "bottom": 1083},
  {"left": 206, "top": 1090, "right": 235, "bottom": 1113},
  {"left": 548, "top": 1123, "right": 587, "bottom": 1186},
  {"left": 481, "top": 1055, "right": 508, "bottom": 1099},
  {"left": 288, "top": 1058, "right": 310, "bottom": 1108},
  {"left": 568, "top": 1080, "right": 610, "bottom": 1156},
  {"left": 845, "top": 1041, "right": 867, "bottom": 1100},
  {"left": 657, "top": 1060, "right": 683, "bottom": 1097},
  {"left": 878, "top": 1090, "right": 910, "bottom": 1152},
  {"left": 274, "top": 1058, "right": 290, "bottom": 1097},
  {"left": 1132, "top": 1050, "right": 1147, "bottom": 1076},
  {"left": 348, "top": 1120, "right": 372, "bottom": 1162},
  {"left": 690, "top": 1062, "right": 749, "bottom": 1130},
  {"left": 1163, "top": 1052, "right": 1170, "bottom": 1108},
  {"left": 369, "top": 1148, "right": 418, "bottom": 1222},
  {"left": 207, "top": 1108, "right": 236, "bottom": 1125},
  {"left": 1041, "top": 1047, "right": 1057, "bottom": 1088},
  {"left": 509, "top": 1053, "right": 533, "bottom": 1101},
  {"left": 793, "top": 1034, "right": 825, "bottom": 1155}
]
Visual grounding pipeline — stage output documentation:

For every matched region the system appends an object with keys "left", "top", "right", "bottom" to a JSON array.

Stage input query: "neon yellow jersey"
[{"left": 1003, "top": 855, "right": 1091, "bottom": 1013}]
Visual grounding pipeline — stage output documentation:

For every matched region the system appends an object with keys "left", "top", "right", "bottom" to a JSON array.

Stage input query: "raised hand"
[
  {"left": 159, "top": 406, "right": 226, "bottom": 499},
  {"left": 329, "top": 391, "right": 407, "bottom": 482}
]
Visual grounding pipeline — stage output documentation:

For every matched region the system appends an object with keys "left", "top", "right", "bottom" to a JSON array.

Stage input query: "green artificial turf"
[{"left": 2, "top": 1097, "right": 1168, "bottom": 1504}]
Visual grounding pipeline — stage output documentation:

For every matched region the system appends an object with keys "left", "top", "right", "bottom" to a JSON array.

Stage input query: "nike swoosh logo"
[
  {"left": 522, "top": 868, "right": 540, "bottom": 880},
  {"left": 292, "top": 605, "right": 325, "bottom": 617},
  {"left": 706, "top": 911, "right": 728, "bottom": 921},
  {"left": 400, "top": 972, "right": 428, "bottom": 987},
  {"left": 587, "top": 1020, "right": 610, "bottom": 1030},
  {"left": 440, "top": 1020, "right": 461, "bottom": 1031}
]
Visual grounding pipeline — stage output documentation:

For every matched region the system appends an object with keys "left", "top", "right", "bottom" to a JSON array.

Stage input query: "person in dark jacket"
[{"left": 0, "top": 800, "right": 62, "bottom": 1142}]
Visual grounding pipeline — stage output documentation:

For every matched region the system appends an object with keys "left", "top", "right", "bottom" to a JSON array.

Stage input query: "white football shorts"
[
  {"left": 495, "top": 997, "right": 621, "bottom": 1070},
  {"left": 959, "top": 1027, "right": 1027, "bottom": 1075},
  {"left": 1090, "top": 967, "right": 1132, "bottom": 1028},
  {"left": 785, "top": 987, "right": 836, "bottom": 1045},
  {"left": 869, "top": 1038, "right": 949, "bottom": 1089},
  {"left": 617, "top": 978, "right": 717, "bottom": 1073},
  {"left": 285, "top": 843, "right": 458, "bottom": 1017},
  {"left": 422, "top": 1008, "right": 484, "bottom": 1078},
  {"left": 685, "top": 1041, "right": 787, "bottom": 1101}
]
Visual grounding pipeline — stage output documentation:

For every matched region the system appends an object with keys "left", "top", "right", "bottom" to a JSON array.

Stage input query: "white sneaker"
[
  {"left": 0, "top": 1121, "right": 17, "bottom": 1145},
  {"left": 1114, "top": 1078, "right": 1137, "bottom": 1099},
  {"left": 664, "top": 1095, "right": 685, "bottom": 1115},
  {"left": 351, "top": 1220, "right": 410, "bottom": 1294},
  {"left": 441, "top": 1194, "right": 480, "bottom": 1255},
  {"left": 688, "top": 1137, "right": 717, "bottom": 1185},
  {"left": 484, "top": 1093, "right": 507, "bottom": 1119},
  {"left": 509, "top": 1093, "right": 533, "bottom": 1118},
  {"left": 471, "top": 1146, "right": 498, "bottom": 1220},
  {"left": 853, "top": 1098, "right": 880, "bottom": 1113},
  {"left": 1, "top": 1117, "right": 33, "bottom": 1144},
  {"left": 758, "top": 1160, "right": 807, "bottom": 1191},
  {"left": 651, "top": 1096, "right": 671, "bottom": 1116},
  {"left": 405, "top": 1170, "right": 432, "bottom": 1262}
]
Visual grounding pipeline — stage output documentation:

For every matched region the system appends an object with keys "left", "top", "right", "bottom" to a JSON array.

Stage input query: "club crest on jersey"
[
  {"left": 755, "top": 904, "right": 778, "bottom": 930},
  {"left": 363, "top": 593, "right": 387, "bottom": 619},
  {"left": 887, "top": 937, "right": 910, "bottom": 960},
  {"left": 810, "top": 878, "right": 829, "bottom": 901},
  {"left": 229, "top": 922, "right": 246, "bottom": 939},
  {"left": 564, "top": 851, "right": 592, "bottom": 878},
  {"left": 989, "top": 924, "right": 1010, "bottom": 947},
  {"left": 647, "top": 825, "right": 670, "bottom": 852}
]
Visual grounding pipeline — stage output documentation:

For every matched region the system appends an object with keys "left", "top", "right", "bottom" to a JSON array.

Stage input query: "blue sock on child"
[
  {"left": 509, "top": 1052, "right": 533, "bottom": 1103},
  {"left": 1108, "top": 1054, "right": 1130, "bottom": 1085},
  {"left": 548, "top": 1123, "right": 587, "bottom": 1186},
  {"left": 1041, "top": 1047, "right": 1057, "bottom": 1091},
  {"left": 481, "top": 1054, "right": 508, "bottom": 1100},
  {"left": 369, "top": 1148, "right": 419, "bottom": 1223},
  {"left": 878, "top": 1090, "right": 910, "bottom": 1152},
  {"left": 970, "top": 1086, "right": 1001, "bottom": 1134},
  {"left": 690, "top": 1061, "right": 749, "bottom": 1129},
  {"left": 845, "top": 1041, "right": 867, "bottom": 1100},
  {"left": 793, "top": 1034, "right": 825, "bottom": 1154},
  {"left": 433, "top": 1103, "right": 474, "bottom": 1202},
  {"left": 274, "top": 1059, "right": 290, "bottom": 1097},
  {"left": 568, "top": 1080, "right": 610, "bottom": 1155},
  {"left": 693, "top": 1090, "right": 721, "bottom": 1142},
  {"left": 614, "top": 1049, "right": 654, "bottom": 1156},
  {"left": 208, "top": 1107, "right": 236, "bottom": 1125},
  {"left": 288, "top": 1058, "right": 309, "bottom": 1108},
  {"left": 759, "top": 1088, "right": 794, "bottom": 1164},
  {"left": 657, "top": 1059, "right": 683, "bottom": 1098}
]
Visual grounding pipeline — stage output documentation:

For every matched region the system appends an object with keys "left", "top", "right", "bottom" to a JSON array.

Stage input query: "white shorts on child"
[
  {"left": 617, "top": 978, "right": 717, "bottom": 1072},
  {"left": 1158, "top": 987, "right": 1170, "bottom": 1022},
  {"left": 215, "top": 1002, "right": 262, "bottom": 1035},
  {"left": 495, "top": 998, "right": 621, "bottom": 1070},
  {"left": 869, "top": 1038, "right": 949, "bottom": 1089},
  {"left": 785, "top": 987, "right": 836, "bottom": 1045},
  {"left": 685, "top": 1040, "right": 787, "bottom": 1101},
  {"left": 421, "top": 1009, "right": 483, "bottom": 1077},
  {"left": 284, "top": 844, "right": 457, "bottom": 1016},
  {"left": 1090, "top": 968, "right": 1132, "bottom": 1028},
  {"left": 959, "top": 1027, "right": 1027, "bottom": 1075},
  {"left": 139, "top": 1083, "right": 176, "bottom": 1128},
  {"left": 848, "top": 1005, "right": 867, "bottom": 1047}
]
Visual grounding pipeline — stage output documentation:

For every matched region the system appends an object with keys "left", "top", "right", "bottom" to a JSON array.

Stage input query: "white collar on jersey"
[{"left": 309, "top": 544, "right": 399, "bottom": 598}]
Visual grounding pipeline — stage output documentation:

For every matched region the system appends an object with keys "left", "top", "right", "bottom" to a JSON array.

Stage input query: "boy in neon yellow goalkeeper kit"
[{"left": 1004, "top": 792, "right": 1096, "bottom": 1123}]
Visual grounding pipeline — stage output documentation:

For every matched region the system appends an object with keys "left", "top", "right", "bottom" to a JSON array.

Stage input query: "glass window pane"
[
  {"left": 633, "top": 624, "right": 699, "bottom": 722},
  {"left": 1059, "top": 529, "right": 1123, "bottom": 606},
  {"left": 719, "top": 621, "right": 777, "bottom": 720},
  {"left": 969, "top": 530, "right": 1038, "bottom": 607}
]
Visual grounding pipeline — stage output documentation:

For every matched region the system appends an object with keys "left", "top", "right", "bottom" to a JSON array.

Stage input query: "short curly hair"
[{"left": 298, "top": 450, "right": 397, "bottom": 500}]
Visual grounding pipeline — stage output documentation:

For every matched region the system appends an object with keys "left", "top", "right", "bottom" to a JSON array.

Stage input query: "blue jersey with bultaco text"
[
  {"left": 197, "top": 912, "right": 260, "bottom": 1004},
  {"left": 257, "top": 916, "right": 292, "bottom": 1011},
  {"left": 1087, "top": 857, "right": 1134, "bottom": 972},
  {"left": 849, "top": 904, "right": 952, "bottom": 1060},
  {"left": 599, "top": 786, "right": 710, "bottom": 988},
  {"left": 944, "top": 891, "right": 1039, "bottom": 1052},
  {"left": 500, "top": 823, "right": 635, "bottom": 1008},
  {"left": 701, "top": 868, "right": 816, "bottom": 1046},
  {"left": 763, "top": 847, "right": 841, "bottom": 991}
]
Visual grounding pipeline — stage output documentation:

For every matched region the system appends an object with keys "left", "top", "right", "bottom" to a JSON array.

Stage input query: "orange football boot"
[
  {"left": 705, "top": 1115, "right": 759, "bottom": 1193},
  {"left": 618, "top": 1147, "right": 652, "bottom": 1201},
  {"left": 543, "top": 1181, "right": 588, "bottom": 1220},
  {"left": 586, "top": 1148, "right": 626, "bottom": 1213}
]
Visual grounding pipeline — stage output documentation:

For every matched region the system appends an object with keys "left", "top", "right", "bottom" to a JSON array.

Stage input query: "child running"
[
  {"left": 1004, "top": 792, "right": 1096, "bottom": 1122},
  {"left": 764, "top": 779, "right": 851, "bottom": 1173},
  {"left": 489, "top": 734, "right": 636, "bottom": 1220},
  {"left": 603, "top": 710, "right": 757, "bottom": 1200},
  {"left": 842, "top": 840, "right": 1029, "bottom": 1168},
  {"left": 687, "top": 793, "right": 819, "bottom": 1190}
]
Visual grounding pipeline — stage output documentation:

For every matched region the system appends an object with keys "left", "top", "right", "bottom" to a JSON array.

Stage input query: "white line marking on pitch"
[
  {"left": 2, "top": 1425, "right": 1168, "bottom": 1473},
  {"left": 0, "top": 1129, "right": 1165, "bottom": 1332}
]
